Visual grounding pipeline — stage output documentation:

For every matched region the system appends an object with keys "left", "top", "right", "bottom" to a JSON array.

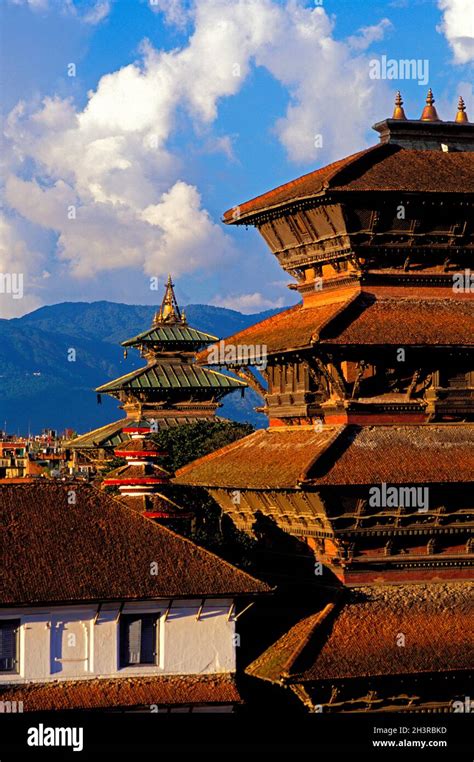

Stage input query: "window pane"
[
  {"left": 128, "top": 619, "right": 142, "bottom": 664},
  {"left": 140, "top": 616, "right": 155, "bottom": 664},
  {"left": 120, "top": 615, "right": 157, "bottom": 667},
  {"left": 0, "top": 620, "right": 19, "bottom": 673}
]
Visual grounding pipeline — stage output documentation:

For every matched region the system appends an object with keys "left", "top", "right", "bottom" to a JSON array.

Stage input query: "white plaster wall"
[{"left": 0, "top": 598, "right": 236, "bottom": 684}]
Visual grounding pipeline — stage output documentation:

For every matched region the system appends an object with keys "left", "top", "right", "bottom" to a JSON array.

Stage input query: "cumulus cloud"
[
  {"left": 254, "top": 5, "right": 391, "bottom": 163},
  {"left": 0, "top": 214, "right": 45, "bottom": 317},
  {"left": 2, "top": 0, "right": 394, "bottom": 316},
  {"left": 212, "top": 292, "right": 286, "bottom": 312},
  {"left": 437, "top": 0, "right": 474, "bottom": 64}
]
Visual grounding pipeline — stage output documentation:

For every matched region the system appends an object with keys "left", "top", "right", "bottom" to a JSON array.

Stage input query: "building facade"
[{"left": 0, "top": 482, "right": 269, "bottom": 712}]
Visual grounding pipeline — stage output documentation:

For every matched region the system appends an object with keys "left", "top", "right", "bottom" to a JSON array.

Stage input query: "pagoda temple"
[
  {"left": 102, "top": 420, "right": 192, "bottom": 522},
  {"left": 69, "top": 277, "right": 246, "bottom": 466},
  {"left": 176, "top": 92, "right": 474, "bottom": 712}
]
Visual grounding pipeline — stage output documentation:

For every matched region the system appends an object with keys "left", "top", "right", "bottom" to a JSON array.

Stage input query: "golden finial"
[
  {"left": 153, "top": 274, "right": 182, "bottom": 325},
  {"left": 455, "top": 95, "right": 469, "bottom": 123},
  {"left": 420, "top": 88, "right": 440, "bottom": 121},
  {"left": 392, "top": 91, "right": 407, "bottom": 120}
]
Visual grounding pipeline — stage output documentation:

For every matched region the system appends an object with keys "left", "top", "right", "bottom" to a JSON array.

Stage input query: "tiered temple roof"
[
  {"left": 102, "top": 421, "right": 191, "bottom": 521},
  {"left": 177, "top": 93, "right": 474, "bottom": 710},
  {"left": 68, "top": 276, "right": 245, "bottom": 460}
]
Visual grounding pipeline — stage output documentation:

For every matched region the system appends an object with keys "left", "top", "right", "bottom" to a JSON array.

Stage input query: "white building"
[{"left": 0, "top": 482, "right": 269, "bottom": 712}]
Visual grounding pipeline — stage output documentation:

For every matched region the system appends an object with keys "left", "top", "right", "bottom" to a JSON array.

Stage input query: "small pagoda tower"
[
  {"left": 102, "top": 420, "right": 192, "bottom": 521},
  {"left": 69, "top": 277, "right": 246, "bottom": 464}
]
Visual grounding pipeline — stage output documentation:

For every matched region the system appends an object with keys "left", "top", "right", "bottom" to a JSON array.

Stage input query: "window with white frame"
[{"left": 119, "top": 614, "right": 159, "bottom": 667}]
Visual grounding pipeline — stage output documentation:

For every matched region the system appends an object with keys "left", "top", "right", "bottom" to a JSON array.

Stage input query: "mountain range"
[{"left": 0, "top": 301, "right": 283, "bottom": 435}]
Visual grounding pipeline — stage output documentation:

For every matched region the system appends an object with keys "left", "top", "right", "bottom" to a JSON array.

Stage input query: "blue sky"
[{"left": 0, "top": 0, "right": 472, "bottom": 317}]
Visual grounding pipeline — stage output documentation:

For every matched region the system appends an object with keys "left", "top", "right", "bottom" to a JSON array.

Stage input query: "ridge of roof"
[
  {"left": 176, "top": 429, "right": 265, "bottom": 479},
  {"left": 247, "top": 583, "right": 473, "bottom": 686},
  {"left": 245, "top": 602, "right": 337, "bottom": 685},
  {"left": 121, "top": 323, "right": 218, "bottom": 348},
  {"left": 66, "top": 418, "right": 131, "bottom": 447},
  {"left": 224, "top": 143, "right": 474, "bottom": 222},
  {"left": 96, "top": 361, "right": 246, "bottom": 393},
  {"left": 310, "top": 291, "right": 362, "bottom": 343},
  {"left": 223, "top": 144, "right": 385, "bottom": 222},
  {"left": 174, "top": 426, "right": 346, "bottom": 490}
]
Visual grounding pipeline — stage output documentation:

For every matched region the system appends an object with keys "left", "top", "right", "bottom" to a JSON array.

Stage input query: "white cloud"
[
  {"left": 9, "top": 0, "right": 49, "bottom": 8},
  {"left": 348, "top": 19, "right": 393, "bottom": 52},
  {"left": 2, "top": 0, "right": 394, "bottom": 316},
  {"left": 254, "top": 4, "right": 391, "bottom": 162},
  {"left": 437, "top": 0, "right": 474, "bottom": 64},
  {"left": 80, "top": 0, "right": 111, "bottom": 24},
  {"left": 212, "top": 292, "right": 286, "bottom": 312},
  {"left": 0, "top": 214, "right": 45, "bottom": 317},
  {"left": 149, "top": 0, "right": 192, "bottom": 30},
  {"left": 9, "top": 0, "right": 112, "bottom": 24}
]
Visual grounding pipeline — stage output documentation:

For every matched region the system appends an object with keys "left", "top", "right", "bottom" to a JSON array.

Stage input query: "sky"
[{"left": 0, "top": 0, "right": 472, "bottom": 317}]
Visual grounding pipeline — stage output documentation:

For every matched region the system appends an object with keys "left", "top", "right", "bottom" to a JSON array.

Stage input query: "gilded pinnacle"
[
  {"left": 392, "top": 91, "right": 407, "bottom": 120},
  {"left": 455, "top": 95, "right": 469, "bottom": 123},
  {"left": 420, "top": 88, "right": 440, "bottom": 121}
]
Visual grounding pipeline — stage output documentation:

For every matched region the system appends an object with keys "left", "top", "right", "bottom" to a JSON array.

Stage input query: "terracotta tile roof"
[
  {"left": 196, "top": 296, "right": 357, "bottom": 363},
  {"left": 175, "top": 427, "right": 343, "bottom": 489},
  {"left": 223, "top": 145, "right": 381, "bottom": 221},
  {"left": 306, "top": 424, "right": 474, "bottom": 485},
  {"left": 224, "top": 144, "right": 474, "bottom": 222},
  {"left": 0, "top": 674, "right": 242, "bottom": 711},
  {"left": 321, "top": 295, "right": 474, "bottom": 346},
  {"left": 121, "top": 493, "right": 192, "bottom": 518},
  {"left": 246, "top": 605, "right": 336, "bottom": 684},
  {"left": 197, "top": 292, "right": 473, "bottom": 363},
  {"left": 246, "top": 583, "right": 473, "bottom": 683},
  {"left": 331, "top": 148, "right": 474, "bottom": 194},
  {"left": 175, "top": 424, "right": 474, "bottom": 489},
  {"left": 0, "top": 482, "right": 270, "bottom": 605}
]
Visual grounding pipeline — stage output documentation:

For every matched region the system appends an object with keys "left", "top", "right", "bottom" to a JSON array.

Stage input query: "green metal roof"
[
  {"left": 68, "top": 414, "right": 224, "bottom": 449},
  {"left": 96, "top": 362, "right": 246, "bottom": 393},
  {"left": 122, "top": 323, "right": 218, "bottom": 348},
  {"left": 67, "top": 418, "right": 134, "bottom": 449}
]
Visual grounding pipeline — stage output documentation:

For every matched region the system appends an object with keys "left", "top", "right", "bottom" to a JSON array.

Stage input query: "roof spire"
[
  {"left": 420, "top": 88, "right": 440, "bottom": 121},
  {"left": 153, "top": 275, "right": 183, "bottom": 325},
  {"left": 455, "top": 95, "right": 469, "bottom": 123},
  {"left": 392, "top": 91, "right": 407, "bottom": 120}
]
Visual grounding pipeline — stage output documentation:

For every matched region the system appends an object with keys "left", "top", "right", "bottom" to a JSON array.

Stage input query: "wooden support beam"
[
  {"left": 234, "top": 602, "right": 255, "bottom": 621},
  {"left": 164, "top": 600, "right": 173, "bottom": 622},
  {"left": 93, "top": 603, "right": 102, "bottom": 626},
  {"left": 231, "top": 366, "right": 267, "bottom": 397},
  {"left": 115, "top": 602, "right": 124, "bottom": 623},
  {"left": 196, "top": 598, "right": 205, "bottom": 621},
  {"left": 351, "top": 361, "right": 367, "bottom": 399},
  {"left": 405, "top": 369, "right": 421, "bottom": 400}
]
